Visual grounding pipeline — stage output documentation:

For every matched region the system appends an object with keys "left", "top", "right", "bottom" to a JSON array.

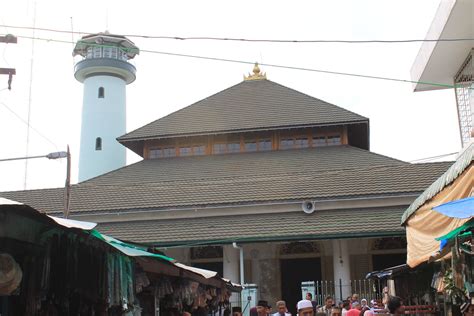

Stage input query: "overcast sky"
[{"left": 0, "top": 0, "right": 461, "bottom": 192}]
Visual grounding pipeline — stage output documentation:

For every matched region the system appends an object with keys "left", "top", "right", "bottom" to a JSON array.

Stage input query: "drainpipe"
[{"left": 232, "top": 242, "right": 244, "bottom": 286}]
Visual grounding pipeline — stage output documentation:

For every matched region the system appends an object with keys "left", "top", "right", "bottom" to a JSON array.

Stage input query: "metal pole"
[
  {"left": 339, "top": 279, "right": 342, "bottom": 303},
  {"left": 0, "top": 154, "right": 47, "bottom": 162},
  {"left": 64, "top": 146, "right": 72, "bottom": 218}
]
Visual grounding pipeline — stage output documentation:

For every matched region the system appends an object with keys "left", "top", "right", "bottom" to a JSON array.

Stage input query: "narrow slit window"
[
  {"left": 98, "top": 87, "right": 105, "bottom": 98},
  {"left": 95, "top": 137, "right": 102, "bottom": 151}
]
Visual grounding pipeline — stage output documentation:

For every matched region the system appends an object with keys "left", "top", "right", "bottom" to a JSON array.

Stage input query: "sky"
[{"left": 0, "top": 0, "right": 462, "bottom": 192}]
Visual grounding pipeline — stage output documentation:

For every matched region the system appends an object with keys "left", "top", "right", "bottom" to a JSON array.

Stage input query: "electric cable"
[
  {"left": 2, "top": 24, "right": 474, "bottom": 44},
  {"left": 409, "top": 152, "right": 458, "bottom": 163},
  {"left": 0, "top": 101, "right": 58, "bottom": 149},
  {"left": 8, "top": 34, "right": 467, "bottom": 90}
]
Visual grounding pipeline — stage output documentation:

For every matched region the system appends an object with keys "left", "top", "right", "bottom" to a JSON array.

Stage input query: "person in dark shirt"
[{"left": 387, "top": 297, "right": 404, "bottom": 316}]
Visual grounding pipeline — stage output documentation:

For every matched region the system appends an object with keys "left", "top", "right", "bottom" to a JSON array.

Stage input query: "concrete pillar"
[
  {"left": 332, "top": 239, "right": 351, "bottom": 301},
  {"left": 223, "top": 245, "right": 240, "bottom": 284}
]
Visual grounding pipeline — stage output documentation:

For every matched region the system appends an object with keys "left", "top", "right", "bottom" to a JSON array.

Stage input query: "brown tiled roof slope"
[
  {"left": 118, "top": 79, "right": 367, "bottom": 141},
  {"left": 97, "top": 207, "right": 406, "bottom": 246},
  {"left": 0, "top": 146, "right": 452, "bottom": 215}
]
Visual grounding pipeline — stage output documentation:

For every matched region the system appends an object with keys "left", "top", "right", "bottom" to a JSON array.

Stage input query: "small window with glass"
[
  {"left": 295, "top": 137, "right": 309, "bottom": 148},
  {"left": 258, "top": 139, "right": 272, "bottom": 151},
  {"left": 179, "top": 147, "right": 192, "bottom": 156},
  {"left": 213, "top": 143, "right": 226, "bottom": 154},
  {"left": 149, "top": 148, "right": 163, "bottom": 159},
  {"left": 95, "top": 137, "right": 102, "bottom": 151},
  {"left": 245, "top": 141, "right": 257, "bottom": 152},
  {"left": 280, "top": 138, "right": 295, "bottom": 150},
  {"left": 327, "top": 135, "right": 341, "bottom": 146},
  {"left": 163, "top": 147, "right": 176, "bottom": 157},
  {"left": 312, "top": 136, "right": 327, "bottom": 147},
  {"left": 193, "top": 145, "right": 206, "bottom": 156},
  {"left": 228, "top": 143, "right": 241, "bottom": 153}
]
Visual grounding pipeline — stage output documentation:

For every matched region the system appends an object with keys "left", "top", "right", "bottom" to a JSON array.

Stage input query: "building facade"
[{"left": 1, "top": 64, "right": 452, "bottom": 312}]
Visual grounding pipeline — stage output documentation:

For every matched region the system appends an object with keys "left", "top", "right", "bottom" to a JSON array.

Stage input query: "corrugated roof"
[
  {"left": 118, "top": 79, "right": 367, "bottom": 142},
  {"left": 0, "top": 148, "right": 451, "bottom": 216},
  {"left": 401, "top": 143, "right": 473, "bottom": 224},
  {"left": 96, "top": 207, "right": 406, "bottom": 246}
]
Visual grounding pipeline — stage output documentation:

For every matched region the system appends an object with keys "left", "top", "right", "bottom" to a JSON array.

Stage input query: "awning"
[
  {"left": 89, "top": 229, "right": 174, "bottom": 261},
  {"left": 365, "top": 264, "right": 410, "bottom": 280},
  {"left": 436, "top": 219, "right": 474, "bottom": 242},
  {"left": 433, "top": 196, "right": 474, "bottom": 219},
  {"left": 0, "top": 199, "right": 241, "bottom": 290},
  {"left": 403, "top": 145, "right": 473, "bottom": 268}
]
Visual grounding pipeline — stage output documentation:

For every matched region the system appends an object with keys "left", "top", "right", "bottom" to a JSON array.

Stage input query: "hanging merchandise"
[
  {"left": 0, "top": 253, "right": 23, "bottom": 295},
  {"left": 135, "top": 269, "right": 151, "bottom": 294}
]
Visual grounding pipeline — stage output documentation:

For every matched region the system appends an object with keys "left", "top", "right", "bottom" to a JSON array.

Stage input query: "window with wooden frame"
[
  {"left": 227, "top": 142, "right": 241, "bottom": 153},
  {"left": 258, "top": 139, "right": 272, "bottom": 151},
  {"left": 327, "top": 135, "right": 341, "bottom": 146},
  {"left": 192, "top": 145, "right": 206, "bottom": 156},
  {"left": 280, "top": 138, "right": 295, "bottom": 150},
  {"left": 179, "top": 147, "right": 192, "bottom": 156},
  {"left": 149, "top": 148, "right": 163, "bottom": 159},
  {"left": 312, "top": 136, "right": 327, "bottom": 147},
  {"left": 162, "top": 147, "right": 176, "bottom": 158},
  {"left": 295, "top": 137, "right": 309, "bottom": 148},
  {"left": 213, "top": 143, "right": 227, "bottom": 154},
  {"left": 244, "top": 140, "right": 257, "bottom": 152}
]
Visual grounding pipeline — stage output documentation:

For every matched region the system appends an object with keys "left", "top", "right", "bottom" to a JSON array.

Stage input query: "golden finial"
[{"left": 244, "top": 62, "right": 267, "bottom": 81}]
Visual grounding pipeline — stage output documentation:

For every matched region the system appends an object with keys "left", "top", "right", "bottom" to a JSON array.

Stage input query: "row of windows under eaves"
[{"left": 148, "top": 135, "right": 341, "bottom": 159}]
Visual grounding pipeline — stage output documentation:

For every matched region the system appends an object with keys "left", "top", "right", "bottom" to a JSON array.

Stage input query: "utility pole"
[{"left": 0, "top": 34, "right": 17, "bottom": 90}]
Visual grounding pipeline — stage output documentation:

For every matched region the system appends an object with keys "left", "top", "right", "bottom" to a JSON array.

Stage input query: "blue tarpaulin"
[{"left": 433, "top": 196, "right": 474, "bottom": 219}]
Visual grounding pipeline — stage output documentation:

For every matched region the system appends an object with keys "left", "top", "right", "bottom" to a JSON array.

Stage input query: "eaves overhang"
[{"left": 410, "top": 0, "right": 474, "bottom": 92}]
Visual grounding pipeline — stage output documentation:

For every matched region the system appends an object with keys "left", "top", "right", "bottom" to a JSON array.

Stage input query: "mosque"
[{"left": 1, "top": 32, "right": 452, "bottom": 313}]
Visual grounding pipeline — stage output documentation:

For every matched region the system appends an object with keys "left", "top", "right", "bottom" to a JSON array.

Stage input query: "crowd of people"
[{"left": 247, "top": 293, "right": 406, "bottom": 316}]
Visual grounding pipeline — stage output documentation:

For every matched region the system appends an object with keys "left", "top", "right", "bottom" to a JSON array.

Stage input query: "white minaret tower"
[{"left": 73, "top": 32, "right": 139, "bottom": 182}]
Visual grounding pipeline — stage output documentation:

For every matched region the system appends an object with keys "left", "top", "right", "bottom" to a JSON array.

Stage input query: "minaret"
[{"left": 73, "top": 32, "right": 139, "bottom": 182}]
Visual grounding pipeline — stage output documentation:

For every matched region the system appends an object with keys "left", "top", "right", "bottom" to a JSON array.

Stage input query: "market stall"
[
  {"left": 401, "top": 144, "right": 473, "bottom": 315},
  {"left": 0, "top": 198, "right": 241, "bottom": 315}
]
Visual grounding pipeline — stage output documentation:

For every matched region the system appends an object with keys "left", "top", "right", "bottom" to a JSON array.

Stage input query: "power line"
[
  {"left": 9, "top": 34, "right": 466, "bottom": 90},
  {"left": 2, "top": 24, "right": 474, "bottom": 44},
  {"left": 409, "top": 152, "right": 458, "bottom": 163},
  {"left": 0, "top": 101, "right": 58, "bottom": 149}
]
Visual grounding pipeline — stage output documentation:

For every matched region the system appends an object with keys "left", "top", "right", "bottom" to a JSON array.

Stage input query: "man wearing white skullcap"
[{"left": 297, "top": 300, "right": 314, "bottom": 316}]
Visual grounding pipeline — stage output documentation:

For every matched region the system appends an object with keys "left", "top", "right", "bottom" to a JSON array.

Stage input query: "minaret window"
[
  {"left": 93, "top": 47, "right": 101, "bottom": 58},
  {"left": 95, "top": 137, "right": 102, "bottom": 151},
  {"left": 98, "top": 87, "right": 105, "bottom": 98}
]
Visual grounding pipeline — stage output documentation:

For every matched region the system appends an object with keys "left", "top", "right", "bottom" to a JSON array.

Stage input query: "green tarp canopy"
[
  {"left": 436, "top": 219, "right": 474, "bottom": 242},
  {"left": 90, "top": 229, "right": 174, "bottom": 262}
]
